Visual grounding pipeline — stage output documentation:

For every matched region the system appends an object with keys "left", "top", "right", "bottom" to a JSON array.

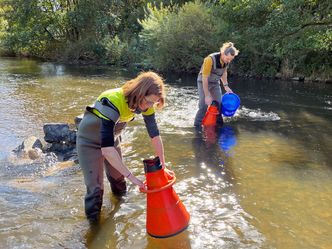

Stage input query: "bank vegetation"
[{"left": 0, "top": 0, "right": 331, "bottom": 81}]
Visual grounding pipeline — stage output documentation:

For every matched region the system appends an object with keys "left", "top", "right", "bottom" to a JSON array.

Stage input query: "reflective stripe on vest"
[
  {"left": 87, "top": 88, "right": 155, "bottom": 123},
  {"left": 87, "top": 100, "right": 120, "bottom": 121}
]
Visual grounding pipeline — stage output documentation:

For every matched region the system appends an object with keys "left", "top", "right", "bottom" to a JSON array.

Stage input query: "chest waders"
[
  {"left": 77, "top": 90, "right": 131, "bottom": 221},
  {"left": 194, "top": 52, "right": 228, "bottom": 126},
  {"left": 77, "top": 111, "right": 127, "bottom": 221},
  {"left": 77, "top": 88, "right": 156, "bottom": 221}
]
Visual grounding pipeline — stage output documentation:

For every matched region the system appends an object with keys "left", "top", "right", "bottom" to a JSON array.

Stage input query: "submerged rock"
[
  {"left": 6, "top": 118, "right": 82, "bottom": 179},
  {"left": 12, "top": 136, "right": 45, "bottom": 160},
  {"left": 12, "top": 120, "right": 80, "bottom": 167}
]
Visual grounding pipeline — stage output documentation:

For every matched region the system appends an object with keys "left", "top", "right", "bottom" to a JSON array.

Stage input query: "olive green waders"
[{"left": 77, "top": 111, "right": 127, "bottom": 220}]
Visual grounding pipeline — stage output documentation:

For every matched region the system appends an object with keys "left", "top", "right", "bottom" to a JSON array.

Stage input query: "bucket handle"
[{"left": 139, "top": 176, "right": 176, "bottom": 194}]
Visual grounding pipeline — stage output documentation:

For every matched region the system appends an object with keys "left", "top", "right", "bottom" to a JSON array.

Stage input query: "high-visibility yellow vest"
[{"left": 89, "top": 88, "right": 154, "bottom": 122}]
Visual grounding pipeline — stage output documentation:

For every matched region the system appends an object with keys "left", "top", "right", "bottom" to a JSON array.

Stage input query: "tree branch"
[{"left": 284, "top": 21, "right": 332, "bottom": 37}]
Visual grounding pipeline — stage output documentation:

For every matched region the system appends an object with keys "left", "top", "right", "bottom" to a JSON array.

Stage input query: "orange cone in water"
[
  {"left": 202, "top": 100, "right": 219, "bottom": 126},
  {"left": 140, "top": 157, "right": 190, "bottom": 238}
]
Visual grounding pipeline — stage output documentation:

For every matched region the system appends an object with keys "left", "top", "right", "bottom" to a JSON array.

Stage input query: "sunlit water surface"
[{"left": 0, "top": 58, "right": 331, "bottom": 249}]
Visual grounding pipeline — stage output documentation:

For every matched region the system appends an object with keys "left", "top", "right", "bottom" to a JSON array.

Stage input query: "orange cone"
[
  {"left": 202, "top": 100, "right": 219, "bottom": 126},
  {"left": 140, "top": 157, "right": 190, "bottom": 238}
]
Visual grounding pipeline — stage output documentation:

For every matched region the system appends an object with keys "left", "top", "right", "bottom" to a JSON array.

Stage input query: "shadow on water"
[
  {"left": 145, "top": 230, "right": 192, "bottom": 249},
  {"left": 1, "top": 57, "right": 137, "bottom": 78},
  {"left": 85, "top": 197, "right": 124, "bottom": 248}
]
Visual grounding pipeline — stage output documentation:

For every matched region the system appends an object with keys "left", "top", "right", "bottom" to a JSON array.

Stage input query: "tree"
[
  {"left": 215, "top": 0, "right": 332, "bottom": 78},
  {"left": 139, "top": 1, "right": 220, "bottom": 72}
]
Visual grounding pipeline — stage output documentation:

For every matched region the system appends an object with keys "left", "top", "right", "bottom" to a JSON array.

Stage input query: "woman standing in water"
[
  {"left": 194, "top": 42, "right": 239, "bottom": 127},
  {"left": 77, "top": 71, "right": 167, "bottom": 222}
]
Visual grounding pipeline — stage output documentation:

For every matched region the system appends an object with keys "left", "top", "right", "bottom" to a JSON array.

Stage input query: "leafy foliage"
[
  {"left": 0, "top": 0, "right": 330, "bottom": 79},
  {"left": 139, "top": 1, "right": 220, "bottom": 72},
  {"left": 0, "top": 0, "right": 148, "bottom": 61},
  {"left": 215, "top": 0, "right": 332, "bottom": 78}
]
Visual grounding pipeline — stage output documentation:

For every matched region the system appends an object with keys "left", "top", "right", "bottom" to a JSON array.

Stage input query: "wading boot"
[
  {"left": 108, "top": 175, "right": 127, "bottom": 197},
  {"left": 85, "top": 188, "right": 103, "bottom": 224}
]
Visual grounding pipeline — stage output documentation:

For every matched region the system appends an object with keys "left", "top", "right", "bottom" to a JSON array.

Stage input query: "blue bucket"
[{"left": 221, "top": 93, "right": 241, "bottom": 117}]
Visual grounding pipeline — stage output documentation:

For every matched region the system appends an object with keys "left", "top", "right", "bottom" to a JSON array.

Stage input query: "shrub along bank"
[{"left": 0, "top": 1, "right": 330, "bottom": 82}]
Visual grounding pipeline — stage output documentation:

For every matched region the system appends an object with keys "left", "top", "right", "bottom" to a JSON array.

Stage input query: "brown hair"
[
  {"left": 220, "top": 42, "right": 240, "bottom": 56},
  {"left": 122, "top": 71, "right": 166, "bottom": 110}
]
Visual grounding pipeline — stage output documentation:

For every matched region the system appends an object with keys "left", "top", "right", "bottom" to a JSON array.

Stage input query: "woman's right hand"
[
  {"left": 165, "top": 168, "right": 175, "bottom": 177},
  {"left": 205, "top": 95, "right": 212, "bottom": 105},
  {"left": 128, "top": 173, "right": 146, "bottom": 190}
]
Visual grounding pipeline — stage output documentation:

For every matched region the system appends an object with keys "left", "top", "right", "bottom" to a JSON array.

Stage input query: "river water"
[{"left": 0, "top": 58, "right": 331, "bottom": 249}]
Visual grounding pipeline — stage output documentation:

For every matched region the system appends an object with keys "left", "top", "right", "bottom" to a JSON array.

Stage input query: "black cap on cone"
[
  {"left": 143, "top": 157, "right": 162, "bottom": 173},
  {"left": 211, "top": 100, "right": 219, "bottom": 106}
]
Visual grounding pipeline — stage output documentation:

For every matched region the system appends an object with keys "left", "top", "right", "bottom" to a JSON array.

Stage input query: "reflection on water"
[
  {"left": 0, "top": 58, "right": 332, "bottom": 248},
  {"left": 218, "top": 126, "right": 237, "bottom": 152}
]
